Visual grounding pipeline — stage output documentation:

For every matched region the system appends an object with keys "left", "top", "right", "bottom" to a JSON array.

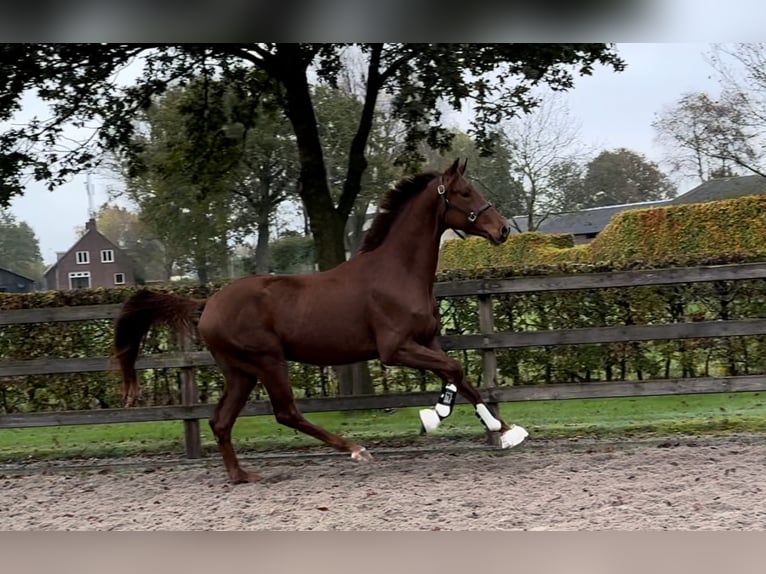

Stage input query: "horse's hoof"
[
  {"left": 351, "top": 448, "right": 373, "bottom": 462},
  {"left": 229, "top": 470, "right": 263, "bottom": 484},
  {"left": 500, "top": 425, "right": 528, "bottom": 449},
  {"left": 419, "top": 408, "right": 441, "bottom": 433}
]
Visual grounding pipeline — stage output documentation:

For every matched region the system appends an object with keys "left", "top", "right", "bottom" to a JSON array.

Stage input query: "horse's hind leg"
[
  {"left": 257, "top": 355, "right": 372, "bottom": 462},
  {"left": 209, "top": 363, "right": 259, "bottom": 484}
]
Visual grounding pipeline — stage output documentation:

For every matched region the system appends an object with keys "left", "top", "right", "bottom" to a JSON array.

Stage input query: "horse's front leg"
[{"left": 380, "top": 338, "right": 527, "bottom": 449}]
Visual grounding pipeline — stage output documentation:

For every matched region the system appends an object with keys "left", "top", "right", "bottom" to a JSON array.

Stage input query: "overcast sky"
[{"left": 6, "top": 43, "right": 733, "bottom": 265}]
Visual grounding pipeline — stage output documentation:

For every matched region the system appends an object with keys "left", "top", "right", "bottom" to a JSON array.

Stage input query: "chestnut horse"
[{"left": 113, "top": 159, "right": 527, "bottom": 483}]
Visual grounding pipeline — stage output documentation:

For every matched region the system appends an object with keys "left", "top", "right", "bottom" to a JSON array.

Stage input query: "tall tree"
[
  {"left": 579, "top": 148, "right": 677, "bottom": 208},
  {"left": 705, "top": 43, "right": 766, "bottom": 177},
  {"left": 0, "top": 210, "right": 44, "bottom": 281},
  {"left": 125, "top": 86, "right": 234, "bottom": 283},
  {"left": 499, "top": 93, "right": 588, "bottom": 231},
  {"left": 0, "top": 43, "right": 625, "bottom": 272},
  {"left": 653, "top": 91, "right": 758, "bottom": 181},
  {"left": 546, "top": 159, "right": 588, "bottom": 212},
  {"left": 220, "top": 87, "right": 299, "bottom": 274}
]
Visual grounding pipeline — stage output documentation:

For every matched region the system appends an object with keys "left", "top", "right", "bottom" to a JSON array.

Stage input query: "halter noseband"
[{"left": 438, "top": 177, "right": 494, "bottom": 238}]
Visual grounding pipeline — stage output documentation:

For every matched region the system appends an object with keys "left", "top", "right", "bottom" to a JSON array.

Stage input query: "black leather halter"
[{"left": 438, "top": 177, "right": 494, "bottom": 238}]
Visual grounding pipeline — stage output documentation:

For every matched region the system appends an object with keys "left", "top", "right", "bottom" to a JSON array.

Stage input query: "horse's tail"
[{"left": 113, "top": 289, "right": 207, "bottom": 407}]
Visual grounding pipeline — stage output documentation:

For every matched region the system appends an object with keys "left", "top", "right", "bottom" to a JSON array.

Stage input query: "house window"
[
  {"left": 75, "top": 251, "right": 90, "bottom": 264},
  {"left": 101, "top": 249, "right": 115, "bottom": 263},
  {"left": 114, "top": 272, "right": 126, "bottom": 285},
  {"left": 68, "top": 271, "right": 91, "bottom": 289}
]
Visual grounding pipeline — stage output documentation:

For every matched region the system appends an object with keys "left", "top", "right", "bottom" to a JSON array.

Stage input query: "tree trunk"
[
  {"left": 279, "top": 56, "right": 347, "bottom": 272},
  {"left": 278, "top": 50, "right": 375, "bottom": 394},
  {"left": 254, "top": 208, "right": 271, "bottom": 274}
]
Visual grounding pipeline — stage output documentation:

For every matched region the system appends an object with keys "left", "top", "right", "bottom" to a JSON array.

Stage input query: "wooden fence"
[{"left": 3, "top": 262, "right": 766, "bottom": 458}]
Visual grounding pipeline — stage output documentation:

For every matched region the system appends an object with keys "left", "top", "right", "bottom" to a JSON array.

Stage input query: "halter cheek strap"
[{"left": 438, "top": 178, "right": 494, "bottom": 239}]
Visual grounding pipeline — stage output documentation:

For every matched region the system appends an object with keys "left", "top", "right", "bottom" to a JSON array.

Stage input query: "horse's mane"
[{"left": 358, "top": 171, "right": 439, "bottom": 254}]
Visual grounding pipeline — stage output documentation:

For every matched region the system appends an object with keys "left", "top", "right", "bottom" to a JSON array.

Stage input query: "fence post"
[
  {"left": 478, "top": 294, "right": 501, "bottom": 447},
  {"left": 179, "top": 332, "right": 202, "bottom": 459}
]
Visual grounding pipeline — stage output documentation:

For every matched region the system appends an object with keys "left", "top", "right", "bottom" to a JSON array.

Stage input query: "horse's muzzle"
[{"left": 489, "top": 222, "right": 510, "bottom": 245}]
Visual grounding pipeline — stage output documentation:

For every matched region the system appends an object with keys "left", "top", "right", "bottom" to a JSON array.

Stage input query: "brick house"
[{"left": 44, "top": 218, "right": 136, "bottom": 290}]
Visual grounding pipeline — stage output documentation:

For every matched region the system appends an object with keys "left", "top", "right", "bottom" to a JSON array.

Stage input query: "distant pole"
[{"left": 86, "top": 173, "right": 96, "bottom": 219}]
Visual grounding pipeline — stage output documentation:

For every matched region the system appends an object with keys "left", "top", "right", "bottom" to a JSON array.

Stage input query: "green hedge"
[
  {"left": 0, "top": 285, "right": 220, "bottom": 414},
  {"left": 438, "top": 194, "right": 766, "bottom": 275},
  {"left": 591, "top": 195, "right": 766, "bottom": 263}
]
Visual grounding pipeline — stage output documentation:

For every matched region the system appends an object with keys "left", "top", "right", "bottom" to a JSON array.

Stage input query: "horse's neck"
[{"left": 380, "top": 190, "right": 443, "bottom": 281}]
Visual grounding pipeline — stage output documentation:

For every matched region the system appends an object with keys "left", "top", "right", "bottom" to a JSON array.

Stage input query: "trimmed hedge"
[
  {"left": 0, "top": 285, "right": 221, "bottom": 414},
  {"left": 438, "top": 194, "right": 766, "bottom": 276},
  {"left": 591, "top": 195, "right": 766, "bottom": 263},
  {"left": 438, "top": 232, "right": 585, "bottom": 272}
]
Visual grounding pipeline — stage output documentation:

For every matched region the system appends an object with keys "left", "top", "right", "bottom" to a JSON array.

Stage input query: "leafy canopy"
[{"left": 0, "top": 43, "right": 625, "bottom": 206}]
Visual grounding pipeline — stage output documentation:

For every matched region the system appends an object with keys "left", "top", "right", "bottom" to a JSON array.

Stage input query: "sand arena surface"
[{"left": 1, "top": 435, "right": 765, "bottom": 530}]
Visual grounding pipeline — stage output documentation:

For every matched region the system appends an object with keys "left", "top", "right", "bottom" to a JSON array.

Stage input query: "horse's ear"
[
  {"left": 446, "top": 158, "right": 460, "bottom": 176},
  {"left": 459, "top": 158, "right": 468, "bottom": 175}
]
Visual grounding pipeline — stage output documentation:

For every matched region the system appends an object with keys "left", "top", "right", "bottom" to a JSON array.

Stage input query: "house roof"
[
  {"left": 668, "top": 174, "right": 766, "bottom": 205},
  {"left": 512, "top": 175, "right": 766, "bottom": 237},
  {"left": 0, "top": 266, "right": 35, "bottom": 282},
  {"left": 513, "top": 199, "right": 670, "bottom": 236}
]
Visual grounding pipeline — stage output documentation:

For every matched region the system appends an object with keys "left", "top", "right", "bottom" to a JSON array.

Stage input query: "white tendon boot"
[
  {"left": 419, "top": 383, "right": 458, "bottom": 432},
  {"left": 419, "top": 408, "right": 442, "bottom": 432}
]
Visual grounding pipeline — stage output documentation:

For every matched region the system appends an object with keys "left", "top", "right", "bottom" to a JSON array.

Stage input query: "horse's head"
[{"left": 439, "top": 158, "right": 510, "bottom": 245}]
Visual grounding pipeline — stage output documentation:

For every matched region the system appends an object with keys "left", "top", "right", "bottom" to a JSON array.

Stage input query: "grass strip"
[{"left": 0, "top": 391, "right": 764, "bottom": 462}]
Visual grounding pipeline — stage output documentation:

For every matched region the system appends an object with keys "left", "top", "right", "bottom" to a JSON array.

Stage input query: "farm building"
[
  {"left": 44, "top": 218, "right": 136, "bottom": 290},
  {"left": 0, "top": 267, "right": 36, "bottom": 293}
]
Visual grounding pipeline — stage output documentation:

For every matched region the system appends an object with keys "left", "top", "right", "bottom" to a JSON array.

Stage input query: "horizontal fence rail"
[
  {"left": 432, "top": 262, "right": 766, "bottom": 297},
  {"left": 3, "top": 262, "right": 766, "bottom": 458},
  {"left": 3, "top": 375, "right": 766, "bottom": 430},
  {"left": 3, "top": 319, "right": 766, "bottom": 378}
]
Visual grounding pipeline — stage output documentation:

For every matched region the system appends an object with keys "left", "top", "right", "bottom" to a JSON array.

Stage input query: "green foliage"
[
  {"left": 0, "top": 285, "right": 219, "bottom": 414},
  {"left": 0, "top": 210, "right": 44, "bottom": 281},
  {"left": 577, "top": 148, "right": 678, "bottom": 208},
  {"left": 267, "top": 233, "right": 315, "bottom": 275},
  {"left": 125, "top": 88, "right": 234, "bottom": 284},
  {"left": 438, "top": 232, "right": 583, "bottom": 272}
]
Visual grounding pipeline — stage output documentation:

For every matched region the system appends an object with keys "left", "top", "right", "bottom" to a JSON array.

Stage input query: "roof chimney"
[{"left": 85, "top": 218, "right": 97, "bottom": 232}]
